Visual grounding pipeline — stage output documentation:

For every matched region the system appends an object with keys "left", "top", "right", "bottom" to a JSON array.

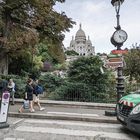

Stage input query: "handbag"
[{"left": 23, "top": 100, "right": 29, "bottom": 109}]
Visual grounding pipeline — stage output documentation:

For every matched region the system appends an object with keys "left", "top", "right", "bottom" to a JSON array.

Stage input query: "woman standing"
[
  {"left": 7, "top": 79, "right": 15, "bottom": 105},
  {"left": 19, "top": 78, "right": 35, "bottom": 113}
]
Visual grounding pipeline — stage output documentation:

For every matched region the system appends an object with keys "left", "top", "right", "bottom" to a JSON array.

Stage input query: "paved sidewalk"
[
  {"left": 8, "top": 99, "right": 118, "bottom": 124},
  {"left": 14, "top": 99, "right": 116, "bottom": 109}
]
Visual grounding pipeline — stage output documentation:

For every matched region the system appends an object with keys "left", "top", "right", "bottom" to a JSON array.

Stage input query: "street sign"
[
  {"left": 108, "top": 58, "right": 122, "bottom": 62},
  {"left": 0, "top": 91, "right": 10, "bottom": 128},
  {"left": 104, "top": 56, "right": 124, "bottom": 69},
  {"left": 105, "top": 61, "right": 123, "bottom": 69},
  {"left": 111, "top": 49, "right": 128, "bottom": 54}
]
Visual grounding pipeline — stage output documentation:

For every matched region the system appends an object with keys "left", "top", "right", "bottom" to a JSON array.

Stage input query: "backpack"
[
  {"left": 14, "top": 83, "right": 18, "bottom": 91},
  {"left": 35, "top": 85, "right": 43, "bottom": 94}
]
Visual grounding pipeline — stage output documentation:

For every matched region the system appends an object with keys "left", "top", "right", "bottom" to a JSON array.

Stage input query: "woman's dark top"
[{"left": 25, "top": 84, "right": 33, "bottom": 101}]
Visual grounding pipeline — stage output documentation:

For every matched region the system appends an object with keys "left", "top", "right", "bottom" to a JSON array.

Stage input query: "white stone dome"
[{"left": 75, "top": 24, "right": 86, "bottom": 41}]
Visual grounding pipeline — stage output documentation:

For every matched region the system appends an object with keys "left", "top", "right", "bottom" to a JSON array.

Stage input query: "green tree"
[
  {"left": 0, "top": 0, "right": 75, "bottom": 74},
  {"left": 65, "top": 50, "right": 79, "bottom": 56},
  {"left": 37, "top": 42, "right": 53, "bottom": 62},
  {"left": 52, "top": 56, "right": 116, "bottom": 102},
  {"left": 67, "top": 56, "right": 112, "bottom": 95},
  {"left": 124, "top": 48, "right": 140, "bottom": 82},
  {"left": 68, "top": 56, "right": 109, "bottom": 85}
]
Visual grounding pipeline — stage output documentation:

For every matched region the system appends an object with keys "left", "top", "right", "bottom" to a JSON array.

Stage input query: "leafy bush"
[
  {"left": 0, "top": 74, "right": 27, "bottom": 98},
  {"left": 67, "top": 56, "right": 108, "bottom": 85},
  {"left": 65, "top": 50, "right": 79, "bottom": 56},
  {"left": 48, "top": 81, "right": 115, "bottom": 102},
  {"left": 125, "top": 82, "right": 140, "bottom": 95},
  {"left": 50, "top": 82, "right": 91, "bottom": 101},
  {"left": 39, "top": 73, "right": 64, "bottom": 93}
]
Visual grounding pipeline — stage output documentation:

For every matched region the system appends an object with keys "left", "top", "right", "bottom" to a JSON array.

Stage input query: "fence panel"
[{"left": 45, "top": 83, "right": 140, "bottom": 103}]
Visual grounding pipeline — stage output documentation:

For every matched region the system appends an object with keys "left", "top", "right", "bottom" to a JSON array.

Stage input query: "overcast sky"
[{"left": 54, "top": 0, "right": 140, "bottom": 54}]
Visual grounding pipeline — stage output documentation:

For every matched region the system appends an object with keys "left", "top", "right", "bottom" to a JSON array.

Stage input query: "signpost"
[
  {"left": 0, "top": 91, "right": 10, "bottom": 129},
  {"left": 104, "top": 55, "right": 124, "bottom": 69},
  {"left": 111, "top": 49, "right": 128, "bottom": 54}
]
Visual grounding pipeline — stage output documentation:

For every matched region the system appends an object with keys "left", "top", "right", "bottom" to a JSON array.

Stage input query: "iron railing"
[{"left": 45, "top": 83, "right": 140, "bottom": 103}]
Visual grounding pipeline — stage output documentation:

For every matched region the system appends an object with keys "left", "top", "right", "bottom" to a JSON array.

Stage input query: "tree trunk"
[
  {"left": 0, "top": 10, "right": 11, "bottom": 75},
  {"left": 0, "top": 52, "right": 8, "bottom": 75}
]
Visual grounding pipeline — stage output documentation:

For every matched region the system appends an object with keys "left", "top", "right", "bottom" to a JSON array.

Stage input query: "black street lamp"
[
  {"left": 105, "top": 0, "right": 127, "bottom": 117},
  {"left": 111, "top": 0, "right": 124, "bottom": 30},
  {"left": 111, "top": 0, "right": 127, "bottom": 102}
]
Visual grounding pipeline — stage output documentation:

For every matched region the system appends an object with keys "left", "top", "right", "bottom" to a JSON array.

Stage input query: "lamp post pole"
[
  {"left": 105, "top": 0, "right": 127, "bottom": 116},
  {"left": 111, "top": 0, "right": 127, "bottom": 102}
]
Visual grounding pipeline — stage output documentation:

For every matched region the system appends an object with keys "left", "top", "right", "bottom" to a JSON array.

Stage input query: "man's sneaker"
[{"left": 40, "top": 107, "right": 45, "bottom": 111}]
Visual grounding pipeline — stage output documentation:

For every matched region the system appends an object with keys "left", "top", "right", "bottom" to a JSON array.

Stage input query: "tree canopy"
[
  {"left": 124, "top": 48, "right": 140, "bottom": 82},
  {"left": 67, "top": 56, "right": 111, "bottom": 86},
  {"left": 65, "top": 50, "right": 79, "bottom": 56},
  {"left": 0, "top": 0, "right": 75, "bottom": 74},
  {"left": 53, "top": 56, "right": 116, "bottom": 102}
]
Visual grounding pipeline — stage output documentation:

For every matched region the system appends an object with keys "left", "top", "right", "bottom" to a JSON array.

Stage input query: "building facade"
[{"left": 67, "top": 24, "right": 95, "bottom": 56}]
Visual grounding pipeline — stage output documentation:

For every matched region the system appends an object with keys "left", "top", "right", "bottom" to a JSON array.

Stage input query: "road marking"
[
  {"left": 4, "top": 138, "right": 24, "bottom": 140},
  {"left": 24, "top": 119, "right": 121, "bottom": 128},
  {"left": 4, "top": 139, "right": 15, "bottom": 140},
  {"left": 15, "top": 126, "right": 138, "bottom": 140},
  {"left": 47, "top": 111, "right": 99, "bottom": 117},
  {"left": 13, "top": 119, "right": 24, "bottom": 125}
]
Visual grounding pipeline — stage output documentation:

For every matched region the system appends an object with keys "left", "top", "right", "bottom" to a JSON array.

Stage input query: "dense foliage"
[
  {"left": 124, "top": 48, "right": 140, "bottom": 82},
  {"left": 0, "top": 74, "right": 27, "bottom": 98},
  {"left": 67, "top": 56, "right": 109, "bottom": 85},
  {"left": 0, "top": 0, "right": 75, "bottom": 75},
  {"left": 65, "top": 50, "right": 79, "bottom": 56},
  {"left": 65, "top": 56, "right": 116, "bottom": 102},
  {"left": 39, "top": 56, "right": 117, "bottom": 103}
]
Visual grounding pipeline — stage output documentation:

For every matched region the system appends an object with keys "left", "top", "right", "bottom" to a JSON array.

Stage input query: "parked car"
[{"left": 116, "top": 91, "right": 140, "bottom": 135}]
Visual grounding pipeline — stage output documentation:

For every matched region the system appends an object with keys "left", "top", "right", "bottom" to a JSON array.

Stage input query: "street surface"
[
  {"left": 8, "top": 103, "right": 117, "bottom": 123},
  {"left": 9, "top": 103, "right": 105, "bottom": 115},
  {"left": 0, "top": 117, "right": 139, "bottom": 140}
]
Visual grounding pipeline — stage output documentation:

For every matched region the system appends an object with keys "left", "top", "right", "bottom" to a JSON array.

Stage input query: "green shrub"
[
  {"left": 125, "top": 83, "right": 140, "bottom": 95},
  {"left": 39, "top": 73, "right": 65, "bottom": 93},
  {"left": 50, "top": 82, "right": 91, "bottom": 102},
  {"left": 0, "top": 74, "right": 27, "bottom": 98}
]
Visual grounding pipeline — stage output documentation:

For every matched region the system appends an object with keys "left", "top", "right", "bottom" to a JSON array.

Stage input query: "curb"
[{"left": 8, "top": 112, "right": 118, "bottom": 124}]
